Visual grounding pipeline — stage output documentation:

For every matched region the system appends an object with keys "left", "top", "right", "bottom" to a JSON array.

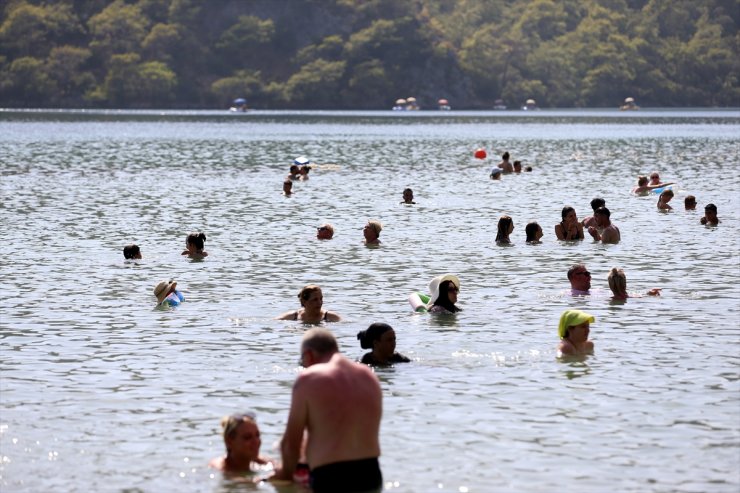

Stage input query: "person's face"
[
  {"left": 535, "top": 225, "right": 543, "bottom": 240},
  {"left": 662, "top": 194, "right": 672, "bottom": 203},
  {"left": 363, "top": 224, "right": 377, "bottom": 241},
  {"left": 567, "top": 322, "right": 590, "bottom": 343},
  {"left": 565, "top": 210, "right": 577, "bottom": 224},
  {"left": 303, "top": 290, "right": 323, "bottom": 310},
  {"left": 508, "top": 222, "right": 514, "bottom": 234},
  {"left": 283, "top": 182, "right": 292, "bottom": 193},
  {"left": 446, "top": 282, "right": 459, "bottom": 304},
  {"left": 650, "top": 174, "right": 660, "bottom": 184},
  {"left": 595, "top": 213, "right": 607, "bottom": 227},
  {"left": 685, "top": 200, "right": 696, "bottom": 210},
  {"left": 374, "top": 330, "right": 397, "bottom": 359},
  {"left": 317, "top": 226, "right": 333, "bottom": 239},
  {"left": 226, "top": 420, "right": 261, "bottom": 461},
  {"left": 403, "top": 190, "right": 413, "bottom": 203},
  {"left": 706, "top": 209, "right": 717, "bottom": 221},
  {"left": 514, "top": 163, "right": 521, "bottom": 173},
  {"left": 570, "top": 268, "right": 591, "bottom": 291}
]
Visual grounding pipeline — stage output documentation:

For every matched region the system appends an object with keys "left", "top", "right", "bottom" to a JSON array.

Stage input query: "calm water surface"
[{"left": 1, "top": 109, "right": 739, "bottom": 493}]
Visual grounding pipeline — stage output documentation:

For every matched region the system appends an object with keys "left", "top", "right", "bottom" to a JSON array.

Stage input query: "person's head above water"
[
  {"left": 316, "top": 223, "right": 334, "bottom": 240},
  {"left": 298, "top": 284, "right": 323, "bottom": 308},
  {"left": 219, "top": 412, "right": 262, "bottom": 462},
  {"left": 525, "top": 222, "right": 543, "bottom": 242},
  {"left": 590, "top": 198, "right": 606, "bottom": 212},
  {"left": 363, "top": 220, "right": 382, "bottom": 243},
  {"left": 402, "top": 188, "right": 414, "bottom": 203},
  {"left": 558, "top": 309, "right": 595, "bottom": 339},
  {"left": 607, "top": 267, "right": 627, "bottom": 297},
  {"left": 300, "top": 327, "right": 339, "bottom": 367},
  {"left": 684, "top": 195, "right": 696, "bottom": 210},
  {"left": 428, "top": 274, "right": 461, "bottom": 312},
  {"left": 185, "top": 231, "right": 207, "bottom": 254},
  {"left": 496, "top": 215, "right": 514, "bottom": 243},
  {"left": 123, "top": 244, "right": 141, "bottom": 259},
  {"left": 567, "top": 263, "right": 591, "bottom": 292}
]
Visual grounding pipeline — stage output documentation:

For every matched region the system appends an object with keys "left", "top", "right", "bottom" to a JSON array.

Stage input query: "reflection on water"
[{"left": 1, "top": 110, "right": 739, "bottom": 493}]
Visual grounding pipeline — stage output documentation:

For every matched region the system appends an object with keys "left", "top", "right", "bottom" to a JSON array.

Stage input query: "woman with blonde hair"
[
  {"left": 209, "top": 412, "right": 273, "bottom": 475},
  {"left": 276, "top": 284, "right": 342, "bottom": 323},
  {"left": 607, "top": 267, "right": 661, "bottom": 300}
]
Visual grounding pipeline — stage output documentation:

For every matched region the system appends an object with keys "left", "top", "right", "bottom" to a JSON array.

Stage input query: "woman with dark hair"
[
  {"left": 554, "top": 206, "right": 584, "bottom": 240},
  {"left": 495, "top": 215, "right": 514, "bottom": 244},
  {"left": 182, "top": 231, "right": 208, "bottom": 257},
  {"left": 123, "top": 244, "right": 141, "bottom": 260},
  {"left": 276, "top": 284, "right": 341, "bottom": 323},
  {"left": 525, "top": 222, "right": 543, "bottom": 243},
  {"left": 357, "top": 323, "right": 410, "bottom": 366}
]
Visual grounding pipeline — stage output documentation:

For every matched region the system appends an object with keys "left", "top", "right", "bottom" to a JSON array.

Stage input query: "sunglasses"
[
  {"left": 231, "top": 411, "right": 257, "bottom": 421},
  {"left": 575, "top": 271, "right": 591, "bottom": 277},
  {"left": 447, "top": 285, "right": 459, "bottom": 293}
]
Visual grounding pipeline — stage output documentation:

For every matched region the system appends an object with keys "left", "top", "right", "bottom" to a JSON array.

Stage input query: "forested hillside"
[{"left": 1, "top": 0, "right": 737, "bottom": 109}]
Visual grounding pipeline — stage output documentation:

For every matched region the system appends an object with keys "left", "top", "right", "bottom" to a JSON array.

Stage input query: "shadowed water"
[{"left": 1, "top": 109, "right": 739, "bottom": 493}]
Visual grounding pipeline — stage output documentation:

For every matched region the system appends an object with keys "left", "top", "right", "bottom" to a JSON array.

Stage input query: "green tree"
[
  {"left": 283, "top": 58, "right": 346, "bottom": 107},
  {"left": 88, "top": 0, "right": 150, "bottom": 60},
  {"left": 142, "top": 23, "right": 183, "bottom": 63},
  {"left": 210, "top": 70, "right": 264, "bottom": 106},
  {"left": 2, "top": 56, "right": 56, "bottom": 104},
  {"left": 0, "top": 2, "right": 83, "bottom": 58},
  {"left": 46, "top": 46, "right": 95, "bottom": 104},
  {"left": 345, "top": 59, "right": 392, "bottom": 107},
  {"left": 90, "top": 53, "right": 176, "bottom": 107}
]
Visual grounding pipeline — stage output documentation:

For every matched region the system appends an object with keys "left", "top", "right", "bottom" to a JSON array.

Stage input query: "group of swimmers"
[
  {"left": 489, "top": 151, "right": 533, "bottom": 179},
  {"left": 633, "top": 172, "right": 721, "bottom": 224}
]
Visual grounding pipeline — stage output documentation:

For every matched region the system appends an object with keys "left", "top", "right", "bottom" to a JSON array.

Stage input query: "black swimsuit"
[
  {"left": 293, "top": 310, "right": 329, "bottom": 321},
  {"left": 559, "top": 221, "right": 584, "bottom": 240},
  {"left": 310, "top": 457, "right": 382, "bottom": 493}
]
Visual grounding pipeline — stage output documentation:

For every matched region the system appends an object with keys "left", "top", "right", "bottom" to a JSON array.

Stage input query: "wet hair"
[
  {"left": 220, "top": 412, "right": 257, "bottom": 441},
  {"left": 561, "top": 206, "right": 575, "bottom": 221},
  {"left": 525, "top": 222, "right": 541, "bottom": 242},
  {"left": 298, "top": 284, "right": 322, "bottom": 306},
  {"left": 594, "top": 206, "right": 610, "bottom": 218},
  {"left": 289, "top": 165, "right": 299, "bottom": 173},
  {"left": 525, "top": 166, "right": 532, "bottom": 172},
  {"left": 433, "top": 280, "right": 460, "bottom": 313},
  {"left": 607, "top": 267, "right": 627, "bottom": 295},
  {"left": 513, "top": 160, "right": 522, "bottom": 168},
  {"left": 367, "top": 220, "right": 382, "bottom": 236},
  {"left": 495, "top": 215, "right": 513, "bottom": 243},
  {"left": 186, "top": 232, "right": 207, "bottom": 251},
  {"left": 123, "top": 244, "right": 140, "bottom": 259},
  {"left": 302, "top": 327, "right": 338, "bottom": 355},
  {"left": 705, "top": 203, "right": 717, "bottom": 213},
  {"left": 403, "top": 188, "right": 413, "bottom": 195},
  {"left": 637, "top": 176, "right": 648, "bottom": 186},
  {"left": 684, "top": 195, "right": 696, "bottom": 206},
  {"left": 283, "top": 179, "right": 292, "bottom": 186},
  {"left": 659, "top": 189, "right": 674, "bottom": 199},
  {"left": 357, "top": 323, "right": 393, "bottom": 349},
  {"left": 590, "top": 198, "right": 606, "bottom": 211},
  {"left": 502, "top": 152, "right": 510, "bottom": 160},
  {"left": 567, "top": 263, "right": 587, "bottom": 280}
]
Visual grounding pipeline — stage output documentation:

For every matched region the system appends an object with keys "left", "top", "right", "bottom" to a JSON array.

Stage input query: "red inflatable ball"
[{"left": 474, "top": 148, "right": 487, "bottom": 160}]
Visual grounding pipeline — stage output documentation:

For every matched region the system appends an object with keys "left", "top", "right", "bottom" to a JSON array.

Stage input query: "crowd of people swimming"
[{"left": 120, "top": 151, "right": 721, "bottom": 493}]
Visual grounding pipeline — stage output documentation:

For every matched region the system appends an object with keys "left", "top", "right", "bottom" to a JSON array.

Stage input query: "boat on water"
[
  {"left": 392, "top": 96, "right": 420, "bottom": 111},
  {"left": 229, "top": 97, "right": 248, "bottom": 112},
  {"left": 392, "top": 98, "right": 407, "bottom": 110},
  {"left": 620, "top": 97, "right": 639, "bottom": 111},
  {"left": 521, "top": 98, "right": 538, "bottom": 111},
  {"left": 437, "top": 98, "right": 451, "bottom": 111}
]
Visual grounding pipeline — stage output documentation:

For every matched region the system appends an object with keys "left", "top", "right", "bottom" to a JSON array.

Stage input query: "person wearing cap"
[
  {"left": 489, "top": 167, "right": 502, "bottom": 180},
  {"left": 316, "top": 224, "right": 334, "bottom": 240},
  {"left": 587, "top": 207, "right": 620, "bottom": 244},
  {"left": 427, "top": 274, "right": 461, "bottom": 313},
  {"left": 363, "top": 220, "right": 382, "bottom": 245},
  {"left": 209, "top": 412, "right": 274, "bottom": 476},
  {"left": 558, "top": 309, "right": 595, "bottom": 356},
  {"left": 357, "top": 323, "right": 410, "bottom": 366},
  {"left": 276, "top": 284, "right": 341, "bottom": 323},
  {"left": 153, "top": 279, "right": 184, "bottom": 307}
]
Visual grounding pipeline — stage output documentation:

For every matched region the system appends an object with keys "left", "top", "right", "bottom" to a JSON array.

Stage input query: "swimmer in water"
[
  {"left": 357, "top": 323, "right": 410, "bottom": 366},
  {"left": 525, "top": 222, "right": 543, "bottom": 243},
  {"left": 363, "top": 220, "right": 382, "bottom": 245},
  {"left": 283, "top": 179, "right": 293, "bottom": 196},
  {"left": 657, "top": 189, "right": 674, "bottom": 210},
  {"left": 209, "top": 412, "right": 273, "bottom": 476},
  {"left": 581, "top": 198, "right": 605, "bottom": 229},
  {"left": 497, "top": 151, "right": 513, "bottom": 173},
  {"left": 276, "top": 284, "right": 341, "bottom": 323},
  {"left": 401, "top": 188, "right": 415, "bottom": 204},
  {"left": 684, "top": 195, "right": 697, "bottom": 210},
  {"left": 153, "top": 279, "right": 184, "bottom": 306},
  {"left": 632, "top": 175, "right": 675, "bottom": 194},
  {"left": 182, "top": 231, "right": 208, "bottom": 258},
  {"left": 287, "top": 164, "right": 301, "bottom": 181},
  {"left": 700, "top": 203, "right": 720, "bottom": 225},
  {"left": 495, "top": 215, "right": 514, "bottom": 245},
  {"left": 557, "top": 309, "right": 595, "bottom": 356},
  {"left": 123, "top": 244, "right": 142, "bottom": 260},
  {"left": 513, "top": 160, "right": 522, "bottom": 173},
  {"left": 607, "top": 267, "right": 661, "bottom": 300},
  {"left": 587, "top": 207, "right": 620, "bottom": 244},
  {"left": 316, "top": 223, "right": 334, "bottom": 240},
  {"left": 427, "top": 274, "right": 461, "bottom": 313},
  {"left": 555, "top": 206, "right": 584, "bottom": 240}
]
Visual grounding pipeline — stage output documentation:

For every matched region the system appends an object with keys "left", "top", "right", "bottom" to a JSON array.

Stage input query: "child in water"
[
  {"left": 657, "top": 190, "right": 674, "bottom": 210},
  {"left": 557, "top": 309, "right": 595, "bottom": 356}
]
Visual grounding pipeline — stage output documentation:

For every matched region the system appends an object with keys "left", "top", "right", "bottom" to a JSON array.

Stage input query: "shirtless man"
[
  {"left": 271, "top": 328, "right": 383, "bottom": 493},
  {"left": 567, "top": 263, "right": 591, "bottom": 296},
  {"left": 497, "top": 151, "right": 514, "bottom": 174},
  {"left": 587, "top": 206, "right": 620, "bottom": 244},
  {"left": 581, "top": 198, "right": 605, "bottom": 229},
  {"left": 363, "top": 220, "right": 382, "bottom": 245}
]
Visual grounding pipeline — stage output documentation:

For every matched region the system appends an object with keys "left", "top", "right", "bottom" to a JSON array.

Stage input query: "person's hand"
[
  {"left": 700, "top": 217, "right": 707, "bottom": 225},
  {"left": 647, "top": 288, "right": 661, "bottom": 296},
  {"left": 588, "top": 226, "right": 599, "bottom": 240}
]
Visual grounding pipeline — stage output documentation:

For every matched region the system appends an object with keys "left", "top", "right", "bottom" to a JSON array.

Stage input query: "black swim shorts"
[{"left": 310, "top": 457, "right": 382, "bottom": 493}]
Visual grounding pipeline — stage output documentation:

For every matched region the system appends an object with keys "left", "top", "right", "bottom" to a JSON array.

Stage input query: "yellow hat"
[{"left": 558, "top": 309, "right": 595, "bottom": 338}]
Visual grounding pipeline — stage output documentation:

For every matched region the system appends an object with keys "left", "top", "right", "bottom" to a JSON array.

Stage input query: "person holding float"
[
  {"left": 357, "top": 323, "right": 410, "bottom": 366},
  {"left": 153, "top": 279, "right": 184, "bottom": 307},
  {"left": 408, "top": 274, "right": 461, "bottom": 314}
]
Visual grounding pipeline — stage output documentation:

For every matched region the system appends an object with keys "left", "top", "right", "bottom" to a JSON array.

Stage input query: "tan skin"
[
  {"left": 370, "top": 329, "right": 398, "bottom": 365},
  {"left": 558, "top": 322, "right": 594, "bottom": 355},
  {"left": 569, "top": 268, "right": 591, "bottom": 292},
  {"left": 363, "top": 223, "right": 380, "bottom": 245},
  {"left": 209, "top": 420, "right": 271, "bottom": 475},
  {"left": 701, "top": 209, "right": 719, "bottom": 225},
  {"left": 276, "top": 289, "right": 341, "bottom": 323},
  {"left": 588, "top": 214, "right": 620, "bottom": 244},
  {"left": 657, "top": 193, "right": 673, "bottom": 210},
  {"left": 555, "top": 209, "right": 584, "bottom": 240}
]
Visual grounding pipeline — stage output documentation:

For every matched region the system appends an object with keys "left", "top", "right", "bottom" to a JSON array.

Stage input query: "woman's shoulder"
[
  {"left": 428, "top": 305, "right": 452, "bottom": 314},
  {"left": 360, "top": 352, "right": 377, "bottom": 365},
  {"left": 391, "top": 352, "right": 411, "bottom": 363}
]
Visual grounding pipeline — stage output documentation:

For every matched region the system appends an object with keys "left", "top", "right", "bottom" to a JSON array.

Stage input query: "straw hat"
[
  {"left": 153, "top": 279, "right": 177, "bottom": 304},
  {"left": 428, "top": 274, "right": 460, "bottom": 304}
]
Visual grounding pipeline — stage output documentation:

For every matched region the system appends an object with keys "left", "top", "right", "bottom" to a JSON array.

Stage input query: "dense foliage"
[{"left": 1, "top": 0, "right": 737, "bottom": 108}]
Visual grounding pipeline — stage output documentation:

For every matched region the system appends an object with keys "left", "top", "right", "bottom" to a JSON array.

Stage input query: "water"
[{"left": 1, "top": 109, "right": 739, "bottom": 493}]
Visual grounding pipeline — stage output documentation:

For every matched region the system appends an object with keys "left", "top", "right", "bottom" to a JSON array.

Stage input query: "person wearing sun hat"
[
  {"left": 408, "top": 274, "right": 461, "bottom": 313},
  {"left": 153, "top": 279, "right": 184, "bottom": 307},
  {"left": 557, "top": 309, "right": 595, "bottom": 356}
]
